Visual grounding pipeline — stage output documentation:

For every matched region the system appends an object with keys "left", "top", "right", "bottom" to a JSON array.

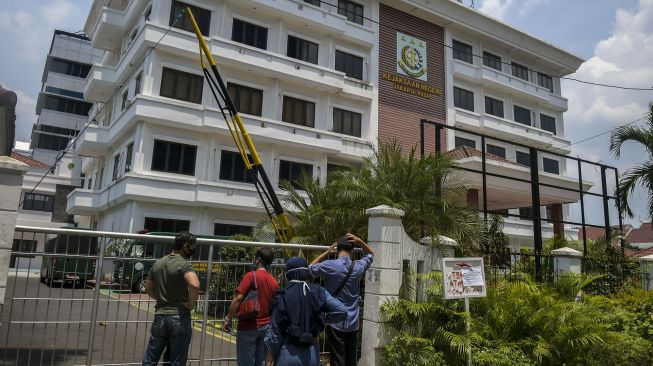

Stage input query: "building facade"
[{"left": 73, "top": 0, "right": 588, "bottom": 249}]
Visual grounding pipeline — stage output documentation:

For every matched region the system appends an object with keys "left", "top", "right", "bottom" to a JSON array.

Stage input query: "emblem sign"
[{"left": 396, "top": 32, "right": 428, "bottom": 81}]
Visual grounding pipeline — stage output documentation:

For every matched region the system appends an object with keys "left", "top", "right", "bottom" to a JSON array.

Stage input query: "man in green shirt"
[{"left": 142, "top": 231, "right": 200, "bottom": 366}]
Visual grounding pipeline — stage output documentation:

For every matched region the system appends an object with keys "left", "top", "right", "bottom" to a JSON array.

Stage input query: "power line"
[
  {"left": 19, "top": 8, "right": 187, "bottom": 208},
  {"left": 315, "top": 0, "right": 653, "bottom": 92}
]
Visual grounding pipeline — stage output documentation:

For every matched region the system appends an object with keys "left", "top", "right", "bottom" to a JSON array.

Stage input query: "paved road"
[{"left": 0, "top": 274, "right": 237, "bottom": 365}]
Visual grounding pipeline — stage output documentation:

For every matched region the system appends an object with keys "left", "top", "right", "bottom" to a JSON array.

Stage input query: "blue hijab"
[{"left": 279, "top": 257, "right": 327, "bottom": 345}]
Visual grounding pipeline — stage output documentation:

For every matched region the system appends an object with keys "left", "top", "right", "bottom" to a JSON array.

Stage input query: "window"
[
  {"left": 219, "top": 150, "right": 255, "bottom": 183},
  {"left": 144, "top": 217, "right": 190, "bottom": 233},
  {"left": 125, "top": 143, "right": 134, "bottom": 173},
  {"left": 546, "top": 205, "right": 553, "bottom": 220},
  {"left": 232, "top": 19, "right": 268, "bottom": 50},
  {"left": 513, "top": 106, "right": 531, "bottom": 126},
  {"left": 12, "top": 239, "right": 38, "bottom": 253},
  {"left": 519, "top": 207, "right": 533, "bottom": 219},
  {"left": 287, "top": 36, "right": 319, "bottom": 64},
  {"left": 44, "top": 95, "right": 92, "bottom": 116},
  {"left": 333, "top": 108, "right": 362, "bottom": 137},
  {"left": 44, "top": 86, "right": 84, "bottom": 99},
  {"left": 540, "top": 114, "right": 556, "bottom": 135},
  {"left": 80, "top": 173, "right": 85, "bottom": 188},
  {"left": 144, "top": 4, "right": 152, "bottom": 20},
  {"left": 50, "top": 58, "right": 91, "bottom": 78},
  {"left": 151, "top": 139, "right": 197, "bottom": 176},
  {"left": 170, "top": 1, "right": 211, "bottom": 36},
  {"left": 483, "top": 52, "right": 502, "bottom": 71},
  {"left": 338, "top": 0, "right": 364, "bottom": 25},
  {"left": 335, "top": 50, "right": 363, "bottom": 80},
  {"left": 279, "top": 160, "right": 313, "bottom": 189},
  {"left": 455, "top": 136, "right": 476, "bottom": 149},
  {"left": 511, "top": 62, "right": 529, "bottom": 81},
  {"left": 282, "top": 96, "right": 315, "bottom": 127},
  {"left": 227, "top": 83, "right": 263, "bottom": 116},
  {"left": 160, "top": 67, "right": 203, "bottom": 104},
  {"left": 538, "top": 73, "right": 553, "bottom": 92},
  {"left": 22, "top": 193, "right": 54, "bottom": 212},
  {"left": 453, "top": 40, "right": 473, "bottom": 64},
  {"left": 485, "top": 97, "right": 504, "bottom": 118},
  {"left": 516, "top": 151, "right": 531, "bottom": 167},
  {"left": 127, "top": 27, "right": 138, "bottom": 49},
  {"left": 454, "top": 87, "right": 474, "bottom": 111},
  {"left": 214, "top": 223, "right": 252, "bottom": 236},
  {"left": 486, "top": 144, "right": 506, "bottom": 158},
  {"left": 112, "top": 154, "right": 120, "bottom": 181},
  {"left": 33, "top": 125, "right": 79, "bottom": 151},
  {"left": 543, "top": 158, "right": 559, "bottom": 174},
  {"left": 97, "top": 165, "right": 104, "bottom": 190},
  {"left": 304, "top": 0, "right": 321, "bottom": 6},
  {"left": 121, "top": 90, "right": 129, "bottom": 111},
  {"left": 135, "top": 73, "right": 142, "bottom": 95},
  {"left": 492, "top": 209, "right": 509, "bottom": 217}
]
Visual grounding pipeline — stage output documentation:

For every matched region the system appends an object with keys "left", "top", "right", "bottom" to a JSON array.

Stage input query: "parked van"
[
  {"left": 113, "top": 232, "right": 230, "bottom": 293},
  {"left": 40, "top": 229, "right": 99, "bottom": 287}
]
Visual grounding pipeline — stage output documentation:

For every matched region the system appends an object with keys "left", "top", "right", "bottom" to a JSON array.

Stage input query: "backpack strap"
[{"left": 331, "top": 259, "right": 355, "bottom": 297}]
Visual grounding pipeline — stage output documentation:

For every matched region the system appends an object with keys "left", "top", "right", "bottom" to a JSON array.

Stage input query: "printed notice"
[{"left": 442, "top": 257, "right": 487, "bottom": 299}]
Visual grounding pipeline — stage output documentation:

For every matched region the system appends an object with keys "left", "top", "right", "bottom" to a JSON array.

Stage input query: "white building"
[
  {"left": 72, "top": 0, "right": 376, "bottom": 235},
  {"left": 10, "top": 31, "right": 103, "bottom": 270},
  {"left": 73, "top": 0, "right": 590, "bottom": 249}
]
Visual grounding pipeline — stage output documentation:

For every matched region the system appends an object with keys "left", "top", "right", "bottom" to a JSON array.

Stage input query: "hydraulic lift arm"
[{"left": 185, "top": 7, "right": 292, "bottom": 243}]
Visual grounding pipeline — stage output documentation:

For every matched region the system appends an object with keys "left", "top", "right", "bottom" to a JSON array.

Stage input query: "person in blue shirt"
[
  {"left": 309, "top": 233, "right": 374, "bottom": 366},
  {"left": 264, "top": 257, "right": 347, "bottom": 366}
]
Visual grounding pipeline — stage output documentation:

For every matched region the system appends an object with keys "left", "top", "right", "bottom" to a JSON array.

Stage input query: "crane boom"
[{"left": 185, "top": 7, "right": 292, "bottom": 243}]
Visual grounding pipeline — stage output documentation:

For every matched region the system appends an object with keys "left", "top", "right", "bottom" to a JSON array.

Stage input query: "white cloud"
[
  {"left": 13, "top": 88, "right": 37, "bottom": 142},
  {"left": 564, "top": 0, "right": 653, "bottom": 222},
  {"left": 0, "top": 0, "right": 82, "bottom": 62},
  {"left": 479, "top": 0, "right": 514, "bottom": 20},
  {"left": 478, "top": 0, "right": 548, "bottom": 20}
]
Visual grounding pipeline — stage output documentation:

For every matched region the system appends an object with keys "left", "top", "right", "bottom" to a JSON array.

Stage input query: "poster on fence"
[{"left": 442, "top": 257, "right": 487, "bottom": 299}]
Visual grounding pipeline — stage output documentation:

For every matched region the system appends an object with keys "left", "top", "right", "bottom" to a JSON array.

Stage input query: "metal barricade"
[{"left": 0, "top": 226, "right": 341, "bottom": 366}]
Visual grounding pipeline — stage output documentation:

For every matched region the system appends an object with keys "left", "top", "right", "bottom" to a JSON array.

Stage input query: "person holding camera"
[{"left": 309, "top": 233, "right": 374, "bottom": 366}]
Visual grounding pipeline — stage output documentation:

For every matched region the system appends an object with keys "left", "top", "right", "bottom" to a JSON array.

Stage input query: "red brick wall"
[{"left": 378, "top": 4, "right": 447, "bottom": 154}]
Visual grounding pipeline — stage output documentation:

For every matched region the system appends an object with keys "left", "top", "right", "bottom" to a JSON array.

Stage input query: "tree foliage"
[{"left": 279, "top": 140, "right": 480, "bottom": 246}]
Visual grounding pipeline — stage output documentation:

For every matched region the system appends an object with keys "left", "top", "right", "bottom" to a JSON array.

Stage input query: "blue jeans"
[
  {"left": 142, "top": 313, "right": 192, "bottom": 366},
  {"left": 236, "top": 324, "right": 269, "bottom": 366}
]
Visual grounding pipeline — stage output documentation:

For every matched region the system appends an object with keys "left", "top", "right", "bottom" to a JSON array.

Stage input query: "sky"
[{"left": 0, "top": 0, "right": 651, "bottom": 226}]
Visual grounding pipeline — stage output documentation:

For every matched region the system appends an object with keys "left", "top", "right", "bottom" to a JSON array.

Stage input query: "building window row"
[
  {"left": 453, "top": 87, "right": 558, "bottom": 135},
  {"left": 50, "top": 58, "right": 91, "bottom": 78},
  {"left": 22, "top": 193, "right": 54, "bottom": 212},
  {"left": 170, "top": 2, "right": 366, "bottom": 80},
  {"left": 453, "top": 39, "right": 555, "bottom": 93},
  {"left": 160, "top": 68, "right": 363, "bottom": 138},
  {"left": 44, "top": 95, "right": 93, "bottom": 116}
]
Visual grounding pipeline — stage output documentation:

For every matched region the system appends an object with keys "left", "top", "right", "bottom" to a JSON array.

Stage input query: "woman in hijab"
[{"left": 264, "top": 257, "right": 347, "bottom": 366}]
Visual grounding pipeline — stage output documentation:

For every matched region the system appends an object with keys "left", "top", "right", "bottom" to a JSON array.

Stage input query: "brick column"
[
  {"left": 550, "top": 203, "right": 564, "bottom": 236},
  {"left": 0, "top": 156, "right": 28, "bottom": 316},
  {"left": 466, "top": 189, "right": 479, "bottom": 209}
]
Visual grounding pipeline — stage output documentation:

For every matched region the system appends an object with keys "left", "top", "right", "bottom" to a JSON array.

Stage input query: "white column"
[
  {"left": 639, "top": 255, "right": 653, "bottom": 291},
  {"left": 0, "top": 156, "right": 29, "bottom": 315}
]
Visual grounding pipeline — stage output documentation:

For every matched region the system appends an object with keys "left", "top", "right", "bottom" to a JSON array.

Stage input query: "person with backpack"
[
  {"left": 264, "top": 257, "right": 347, "bottom": 366},
  {"left": 224, "top": 249, "right": 280, "bottom": 366},
  {"left": 309, "top": 233, "right": 374, "bottom": 366}
]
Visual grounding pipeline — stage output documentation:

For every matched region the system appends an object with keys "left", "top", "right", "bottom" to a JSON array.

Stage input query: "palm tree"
[
  {"left": 278, "top": 140, "right": 480, "bottom": 247},
  {"left": 609, "top": 102, "right": 653, "bottom": 222}
]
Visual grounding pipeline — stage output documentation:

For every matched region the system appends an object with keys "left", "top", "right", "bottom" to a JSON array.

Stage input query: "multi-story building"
[
  {"left": 10, "top": 31, "right": 103, "bottom": 270},
  {"left": 72, "top": 0, "right": 377, "bottom": 234},
  {"left": 72, "top": 0, "right": 590, "bottom": 249}
]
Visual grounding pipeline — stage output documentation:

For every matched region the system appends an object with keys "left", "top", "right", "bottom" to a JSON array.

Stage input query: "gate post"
[
  {"left": 552, "top": 247, "right": 582, "bottom": 279},
  {"left": 0, "top": 156, "right": 28, "bottom": 317},
  {"left": 360, "top": 205, "right": 405, "bottom": 366}
]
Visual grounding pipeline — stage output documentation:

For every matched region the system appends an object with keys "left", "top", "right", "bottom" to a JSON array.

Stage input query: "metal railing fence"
[{"left": 1, "top": 226, "right": 344, "bottom": 366}]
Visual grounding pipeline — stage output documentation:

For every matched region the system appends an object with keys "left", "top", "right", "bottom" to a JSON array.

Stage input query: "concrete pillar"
[
  {"left": 360, "top": 205, "right": 405, "bottom": 366},
  {"left": 550, "top": 203, "right": 564, "bottom": 236},
  {"left": 0, "top": 156, "right": 28, "bottom": 315},
  {"left": 466, "top": 189, "right": 479, "bottom": 209},
  {"left": 552, "top": 247, "right": 582, "bottom": 277},
  {"left": 639, "top": 255, "right": 653, "bottom": 291}
]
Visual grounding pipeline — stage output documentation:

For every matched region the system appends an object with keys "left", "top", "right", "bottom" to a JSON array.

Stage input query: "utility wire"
[
  {"left": 19, "top": 9, "right": 187, "bottom": 208},
  {"left": 315, "top": 0, "right": 653, "bottom": 92}
]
